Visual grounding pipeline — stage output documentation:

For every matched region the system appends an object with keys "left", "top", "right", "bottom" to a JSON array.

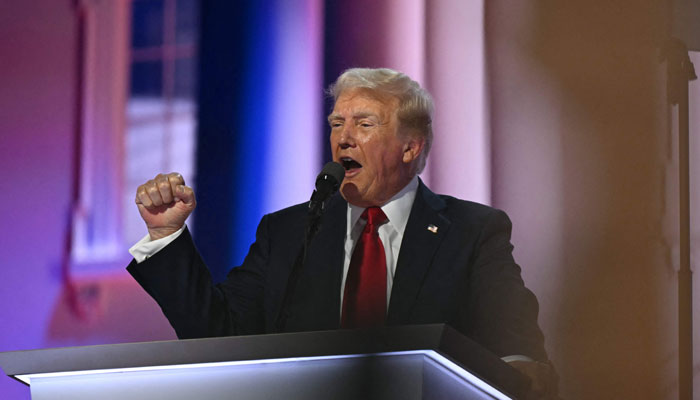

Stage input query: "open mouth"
[{"left": 340, "top": 157, "right": 362, "bottom": 172}]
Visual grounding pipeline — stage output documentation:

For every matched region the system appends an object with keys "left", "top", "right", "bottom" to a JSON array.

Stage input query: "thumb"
[{"left": 175, "top": 185, "right": 196, "bottom": 207}]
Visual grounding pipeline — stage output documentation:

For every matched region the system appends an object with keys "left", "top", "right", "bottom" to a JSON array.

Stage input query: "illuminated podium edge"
[{"left": 0, "top": 324, "right": 530, "bottom": 399}]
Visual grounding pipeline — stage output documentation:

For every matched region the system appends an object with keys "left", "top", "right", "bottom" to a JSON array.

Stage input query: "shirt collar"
[{"left": 347, "top": 176, "right": 419, "bottom": 236}]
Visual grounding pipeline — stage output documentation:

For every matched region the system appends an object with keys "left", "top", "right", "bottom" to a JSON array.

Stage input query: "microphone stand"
[{"left": 274, "top": 193, "right": 328, "bottom": 332}]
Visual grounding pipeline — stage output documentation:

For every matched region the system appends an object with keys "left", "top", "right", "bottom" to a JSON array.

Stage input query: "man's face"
[{"left": 328, "top": 88, "right": 423, "bottom": 207}]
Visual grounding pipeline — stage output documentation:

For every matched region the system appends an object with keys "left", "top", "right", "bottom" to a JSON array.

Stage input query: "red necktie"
[{"left": 341, "top": 207, "right": 388, "bottom": 328}]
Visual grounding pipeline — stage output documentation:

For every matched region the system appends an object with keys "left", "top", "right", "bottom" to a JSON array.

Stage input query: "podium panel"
[{"left": 0, "top": 325, "right": 530, "bottom": 399}]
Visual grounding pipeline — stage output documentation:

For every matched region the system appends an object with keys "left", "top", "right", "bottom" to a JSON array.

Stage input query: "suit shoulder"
[
  {"left": 264, "top": 192, "right": 345, "bottom": 223},
  {"left": 260, "top": 202, "right": 308, "bottom": 232},
  {"left": 267, "top": 201, "right": 308, "bottom": 219},
  {"left": 438, "top": 195, "right": 493, "bottom": 213},
  {"left": 436, "top": 195, "right": 512, "bottom": 227}
]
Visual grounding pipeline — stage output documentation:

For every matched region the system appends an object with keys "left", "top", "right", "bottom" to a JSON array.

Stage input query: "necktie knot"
[{"left": 362, "top": 207, "right": 387, "bottom": 231}]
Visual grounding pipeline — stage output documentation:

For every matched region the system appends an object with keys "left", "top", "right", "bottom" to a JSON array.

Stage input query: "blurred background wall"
[
  {"left": 0, "top": 1, "right": 698, "bottom": 399},
  {"left": 487, "top": 2, "right": 679, "bottom": 398}
]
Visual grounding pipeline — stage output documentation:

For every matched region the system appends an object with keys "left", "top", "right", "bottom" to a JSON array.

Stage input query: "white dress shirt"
[{"left": 129, "top": 224, "right": 186, "bottom": 263}]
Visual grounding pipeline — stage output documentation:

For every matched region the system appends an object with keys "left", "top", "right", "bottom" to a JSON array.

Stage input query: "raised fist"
[{"left": 135, "top": 172, "right": 196, "bottom": 240}]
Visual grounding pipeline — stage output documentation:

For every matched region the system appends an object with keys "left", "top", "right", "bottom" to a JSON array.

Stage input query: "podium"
[{"left": 0, "top": 324, "right": 531, "bottom": 399}]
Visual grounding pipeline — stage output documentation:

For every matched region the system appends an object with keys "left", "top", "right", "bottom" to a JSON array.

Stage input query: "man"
[{"left": 128, "top": 68, "right": 556, "bottom": 397}]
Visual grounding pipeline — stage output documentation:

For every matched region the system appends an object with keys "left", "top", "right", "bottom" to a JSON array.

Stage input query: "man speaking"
[{"left": 128, "top": 68, "right": 556, "bottom": 397}]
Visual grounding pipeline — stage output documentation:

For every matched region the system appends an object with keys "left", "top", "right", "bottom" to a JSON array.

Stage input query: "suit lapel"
[{"left": 387, "top": 181, "right": 450, "bottom": 324}]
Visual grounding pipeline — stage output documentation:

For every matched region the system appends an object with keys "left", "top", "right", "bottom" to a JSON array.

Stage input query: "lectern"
[{"left": 0, "top": 324, "right": 531, "bottom": 399}]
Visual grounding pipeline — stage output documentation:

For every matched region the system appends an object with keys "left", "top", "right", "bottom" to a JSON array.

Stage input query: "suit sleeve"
[
  {"left": 127, "top": 217, "right": 271, "bottom": 339},
  {"left": 464, "top": 209, "right": 548, "bottom": 361}
]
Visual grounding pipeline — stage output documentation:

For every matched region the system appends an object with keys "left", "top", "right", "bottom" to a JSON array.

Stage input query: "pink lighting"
[
  {"left": 263, "top": 0, "right": 324, "bottom": 213},
  {"left": 425, "top": 0, "right": 490, "bottom": 205}
]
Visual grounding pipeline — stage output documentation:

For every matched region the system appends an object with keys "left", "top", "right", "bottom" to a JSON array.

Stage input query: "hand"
[
  {"left": 508, "top": 360, "right": 559, "bottom": 400},
  {"left": 135, "top": 172, "right": 196, "bottom": 240}
]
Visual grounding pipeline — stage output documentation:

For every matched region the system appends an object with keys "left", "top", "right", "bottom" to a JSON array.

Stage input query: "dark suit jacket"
[{"left": 128, "top": 181, "right": 548, "bottom": 361}]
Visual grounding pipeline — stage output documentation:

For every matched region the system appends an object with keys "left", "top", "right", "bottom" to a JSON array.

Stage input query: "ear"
[{"left": 402, "top": 136, "right": 425, "bottom": 164}]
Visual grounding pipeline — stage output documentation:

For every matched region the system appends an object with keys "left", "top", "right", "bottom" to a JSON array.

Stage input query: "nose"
[{"left": 336, "top": 123, "right": 356, "bottom": 149}]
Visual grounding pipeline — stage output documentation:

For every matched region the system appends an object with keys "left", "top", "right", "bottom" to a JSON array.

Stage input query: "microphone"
[{"left": 309, "top": 161, "right": 345, "bottom": 214}]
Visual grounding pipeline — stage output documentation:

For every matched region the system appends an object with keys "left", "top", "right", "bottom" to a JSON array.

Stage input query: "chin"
[
  {"left": 340, "top": 183, "right": 372, "bottom": 207},
  {"left": 340, "top": 183, "right": 359, "bottom": 202}
]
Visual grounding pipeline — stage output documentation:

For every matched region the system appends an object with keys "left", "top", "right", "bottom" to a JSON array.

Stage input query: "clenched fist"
[{"left": 135, "top": 172, "right": 196, "bottom": 240}]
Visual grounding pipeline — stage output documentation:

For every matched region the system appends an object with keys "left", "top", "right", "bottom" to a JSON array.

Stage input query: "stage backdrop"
[{"left": 0, "top": 1, "right": 698, "bottom": 400}]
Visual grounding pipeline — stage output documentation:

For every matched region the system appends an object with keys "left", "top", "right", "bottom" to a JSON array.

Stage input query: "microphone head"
[{"left": 315, "top": 161, "right": 345, "bottom": 194}]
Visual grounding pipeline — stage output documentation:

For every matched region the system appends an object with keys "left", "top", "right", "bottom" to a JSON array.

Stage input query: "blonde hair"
[{"left": 328, "top": 68, "right": 434, "bottom": 173}]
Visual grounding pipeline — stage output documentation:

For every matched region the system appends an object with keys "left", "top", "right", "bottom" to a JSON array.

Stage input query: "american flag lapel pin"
[{"left": 427, "top": 224, "right": 438, "bottom": 234}]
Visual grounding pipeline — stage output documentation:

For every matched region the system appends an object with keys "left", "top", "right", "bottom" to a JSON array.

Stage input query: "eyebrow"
[{"left": 327, "top": 112, "right": 379, "bottom": 123}]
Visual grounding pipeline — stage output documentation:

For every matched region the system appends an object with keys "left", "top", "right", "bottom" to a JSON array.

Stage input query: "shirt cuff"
[
  {"left": 501, "top": 355, "right": 535, "bottom": 363},
  {"left": 128, "top": 225, "right": 187, "bottom": 263}
]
